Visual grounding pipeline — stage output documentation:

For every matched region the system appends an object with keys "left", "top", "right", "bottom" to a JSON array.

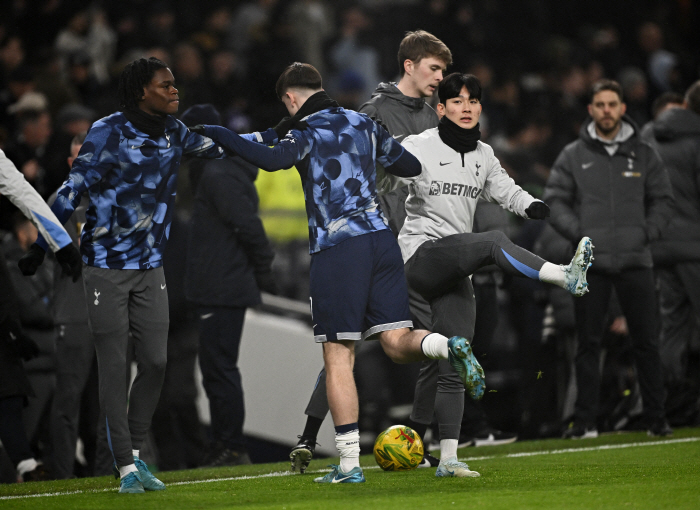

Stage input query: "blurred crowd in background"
[{"left": 1, "top": 0, "right": 699, "bottom": 480}]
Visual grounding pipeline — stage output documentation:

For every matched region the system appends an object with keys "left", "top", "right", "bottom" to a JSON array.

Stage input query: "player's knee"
[{"left": 485, "top": 230, "right": 509, "bottom": 247}]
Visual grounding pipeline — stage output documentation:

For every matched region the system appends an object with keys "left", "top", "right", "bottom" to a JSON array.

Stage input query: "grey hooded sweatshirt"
[{"left": 359, "top": 82, "right": 439, "bottom": 236}]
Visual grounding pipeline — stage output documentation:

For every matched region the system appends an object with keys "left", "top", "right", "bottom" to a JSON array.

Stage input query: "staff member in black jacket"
[
  {"left": 182, "top": 104, "right": 275, "bottom": 467},
  {"left": 643, "top": 81, "right": 700, "bottom": 410},
  {"left": 544, "top": 79, "right": 674, "bottom": 438}
]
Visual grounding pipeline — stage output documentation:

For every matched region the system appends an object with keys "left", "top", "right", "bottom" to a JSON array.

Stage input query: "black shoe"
[
  {"left": 463, "top": 428, "right": 518, "bottom": 447},
  {"left": 417, "top": 452, "right": 439, "bottom": 468},
  {"left": 290, "top": 436, "right": 317, "bottom": 474},
  {"left": 201, "top": 445, "right": 252, "bottom": 467},
  {"left": 20, "top": 463, "right": 52, "bottom": 482},
  {"left": 647, "top": 418, "right": 673, "bottom": 437},
  {"left": 562, "top": 422, "right": 598, "bottom": 439}
]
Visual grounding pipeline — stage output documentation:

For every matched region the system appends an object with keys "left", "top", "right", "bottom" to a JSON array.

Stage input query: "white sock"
[
  {"left": 16, "top": 458, "right": 38, "bottom": 476},
  {"left": 421, "top": 333, "right": 449, "bottom": 359},
  {"left": 538, "top": 262, "right": 566, "bottom": 288},
  {"left": 132, "top": 449, "right": 140, "bottom": 459},
  {"left": 336, "top": 429, "right": 361, "bottom": 472},
  {"left": 440, "top": 439, "right": 458, "bottom": 463},
  {"left": 119, "top": 464, "right": 139, "bottom": 478}
]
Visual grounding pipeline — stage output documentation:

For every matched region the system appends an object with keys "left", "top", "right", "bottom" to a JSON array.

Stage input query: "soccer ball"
[{"left": 373, "top": 425, "right": 424, "bottom": 471}]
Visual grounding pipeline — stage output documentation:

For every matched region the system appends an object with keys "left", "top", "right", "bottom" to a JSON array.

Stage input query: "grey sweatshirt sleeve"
[{"left": 0, "top": 149, "right": 72, "bottom": 252}]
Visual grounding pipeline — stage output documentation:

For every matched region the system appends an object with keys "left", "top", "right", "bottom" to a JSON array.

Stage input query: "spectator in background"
[
  {"left": 172, "top": 43, "right": 213, "bottom": 112},
  {"left": 1, "top": 148, "right": 81, "bottom": 482},
  {"left": 3, "top": 95, "right": 52, "bottom": 195},
  {"left": 182, "top": 104, "right": 275, "bottom": 467},
  {"left": 328, "top": 5, "right": 381, "bottom": 103},
  {"left": 642, "top": 81, "right": 700, "bottom": 425},
  {"left": 0, "top": 249, "right": 48, "bottom": 483},
  {"left": 48, "top": 132, "right": 99, "bottom": 479},
  {"left": 150, "top": 210, "right": 207, "bottom": 471},
  {"left": 544, "top": 79, "right": 674, "bottom": 438},
  {"left": 640, "top": 91, "right": 685, "bottom": 140},
  {"left": 2, "top": 214, "right": 56, "bottom": 457},
  {"left": 617, "top": 66, "right": 650, "bottom": 127}
]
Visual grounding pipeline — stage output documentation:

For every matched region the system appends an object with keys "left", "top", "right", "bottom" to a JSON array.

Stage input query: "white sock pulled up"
[
  {"left": 538, "top": 262, "right": 566, "bottom": 287},
  {"left": 336, "top": 429, "right": 361, "bottom": 472},
  {"left": 119, "top": 464, "right": 139, "bottom": 478},
  {"left": 421, "top": 333, "right": 449, "bottom": 359},
  {"left": 440, "top": 439, "right": 458, "bottom": 463}
]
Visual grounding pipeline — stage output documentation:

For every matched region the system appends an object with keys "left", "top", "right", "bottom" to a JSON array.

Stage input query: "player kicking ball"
[{"left": 190, "top": 63, "right": 487, "bottom": 483}]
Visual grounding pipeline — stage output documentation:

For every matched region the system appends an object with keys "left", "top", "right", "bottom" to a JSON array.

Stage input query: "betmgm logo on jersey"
[{"left": 429, "top": 181, "right": 482, "bottom": 199}]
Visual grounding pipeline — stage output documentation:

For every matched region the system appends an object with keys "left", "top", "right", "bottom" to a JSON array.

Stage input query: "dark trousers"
[
  {"left": 197, "top": 306, "right": 246, "bottom": 451},
  {"left": 573, "top": 268, "right": 666, "bottom": 425},
  {"left": 656, "top": 262, "right": 700, "bottom": 383},
  {"left": 82, "top": 266, "right": 169, "bottom": 468},
  {"left": 0, "top": 396, "right": 34, "bottom": 466},
  {"left": 50, "top": 323, "right": 96, "bottom": 479}
]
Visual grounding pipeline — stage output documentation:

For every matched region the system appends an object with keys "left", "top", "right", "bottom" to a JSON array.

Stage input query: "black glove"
[
  {"left": 17, "top": 243, "right": 46, "bottom": 276},
  {"left": 525, "top": 200, "right": 550, "bottom": 220},
  {"left": 1, "top": 320, "right": 40, "bottom": 361},
  {"left": 273, "top": 116, "right": 294, "bottom": 140},
  {"left": 55, "top": 243, "right": 82, "bottom": 282},
  {"left": 189, "top": 124, "right": 207, "bottom": 135},
  {"left": 255, "top": 272, "right": 278, "bottom": 295}
]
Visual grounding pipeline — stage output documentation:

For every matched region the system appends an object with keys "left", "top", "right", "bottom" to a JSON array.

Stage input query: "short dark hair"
[
  {"left": 590, "top": 79, "right": 624, "bottom": 103},
  {"left": 118, "top": 57, "right": 169, "bottom": 110},
  {"left": 275, "top": 62, "right": 322, "bottom": 99},
  {"left": 684, "top": 80, "right": 700, "bottom": 115},
  {"left": 651, "top": 91, "right": 684, "bottom": 119},
  {"left": 397, "top": 30, "right": 452, "bottom": 77},
  {"left": 438, "top": 73, "right": 482, "bottom": 104}
]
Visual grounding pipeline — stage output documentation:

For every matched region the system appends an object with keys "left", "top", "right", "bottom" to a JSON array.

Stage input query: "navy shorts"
[{"left": 309, "top": 230, "right": 413, "bottom": 342}]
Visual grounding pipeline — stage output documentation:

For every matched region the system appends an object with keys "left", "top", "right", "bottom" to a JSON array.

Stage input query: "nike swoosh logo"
[
  {"left": 161, "top": 284, "right": 166, "bottom": 289},
  {"left": 392, "top": 134, "right": 404, "bottom": 140},
  {"left": 331, "top": 475, "right": 355, "bottom": 483},
  {"left": 582, "top": 162, "right": 594, "bottom": 169},
  {"left": 200, "top": 313, "right": 214, "bottom": 320},
  {"left": 439, "top": 162, "right": 451, "bottom": 166}
]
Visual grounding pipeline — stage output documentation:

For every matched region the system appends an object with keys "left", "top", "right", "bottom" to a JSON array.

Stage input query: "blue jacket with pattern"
[
  {"left": 201, "top": 107, "right": 421, "bottom": 253},
  {"left": 36, "top": 112, "right": 261, "bottom": 269}
]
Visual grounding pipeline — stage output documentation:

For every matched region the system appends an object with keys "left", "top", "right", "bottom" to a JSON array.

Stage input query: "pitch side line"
[{"left": 1, "top": 436, "right": 698, "bottom": 500}]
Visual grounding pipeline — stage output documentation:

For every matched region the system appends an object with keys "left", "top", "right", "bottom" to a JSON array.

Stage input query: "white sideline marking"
[{"left": 1, "top": 437, "right": 698, "bottom": 500}]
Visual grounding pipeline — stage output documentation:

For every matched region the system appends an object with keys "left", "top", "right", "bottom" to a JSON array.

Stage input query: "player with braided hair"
[{"left": 18, "top": 57, "right": 276, "bottom": 493}]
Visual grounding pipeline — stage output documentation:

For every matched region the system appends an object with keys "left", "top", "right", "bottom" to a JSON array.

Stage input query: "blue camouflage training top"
[
  {"left": 201, "top": 107, "right": 420, "bottom": 253},
  {"left": 36, "top": 112, "right": 242, "bottom": 269}
]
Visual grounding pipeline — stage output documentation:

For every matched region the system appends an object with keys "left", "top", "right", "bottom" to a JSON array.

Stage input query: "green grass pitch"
[{"left": 1, "top": 427, "right": 699, "bottom": 509}]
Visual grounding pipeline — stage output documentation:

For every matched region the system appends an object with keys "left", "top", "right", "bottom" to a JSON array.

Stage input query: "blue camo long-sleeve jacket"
[
  {"left": 202, "top": 107, "right": 420, "bottom": 253},
  {"left": 36, "top": 112, "right": 238, "bottom": 269}
]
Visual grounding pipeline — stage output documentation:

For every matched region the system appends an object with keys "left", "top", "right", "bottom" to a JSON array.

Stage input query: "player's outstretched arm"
[{"left": 192, "top": 125, "right": 300, "bottom": 171}]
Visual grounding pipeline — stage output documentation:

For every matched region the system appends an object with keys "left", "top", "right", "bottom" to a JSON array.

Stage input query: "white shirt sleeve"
[
  {"left": 480, "top": 147, "right": 534, "bottom": 217},
  {"left": 0, "top": 149, "right": 72, "bottom": 252}
]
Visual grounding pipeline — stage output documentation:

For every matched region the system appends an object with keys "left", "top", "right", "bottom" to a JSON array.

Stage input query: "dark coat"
[
  {"left": 543, "top": 116, "right": 673, "bottom": 272},
  {"left": 184, "top": 157, "right": 274, "bottom": 308},
  {"left": 642, "top": 107, "right": 700, "bottom": 265},
  {"left": 0, "top": 249, "right": 33, "bottom": 400}
]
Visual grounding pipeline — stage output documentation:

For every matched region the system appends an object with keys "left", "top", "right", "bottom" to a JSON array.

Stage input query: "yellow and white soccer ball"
[{"left": 373, "top": 424, "right": 424, "bottom": 471}]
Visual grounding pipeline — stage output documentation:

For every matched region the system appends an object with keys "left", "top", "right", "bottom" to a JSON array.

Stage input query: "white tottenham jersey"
[
  {"left": 0, "top": 149, "right": 72, "bottom": 252},
  {"left": 393, "top": 128, "right": 535, "bottom": 262}
]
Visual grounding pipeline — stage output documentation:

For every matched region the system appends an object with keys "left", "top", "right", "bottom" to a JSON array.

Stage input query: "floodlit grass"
[{"left": 1, "top": 428, "right": 699, "bottom": 509}]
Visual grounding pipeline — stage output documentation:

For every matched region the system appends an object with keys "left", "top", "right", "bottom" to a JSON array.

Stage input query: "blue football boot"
[
  {"left": 314, "top": 464, "right": 365, "bottom": 483},
  {"left": 448, "top": 336, "right": 486, "bottom": 400},
  {"left": 118, "top": 472, "right": 145, "bottom": 494},
  {"left": 134, "top": 457, "right": 166, "bottom": 491}
]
